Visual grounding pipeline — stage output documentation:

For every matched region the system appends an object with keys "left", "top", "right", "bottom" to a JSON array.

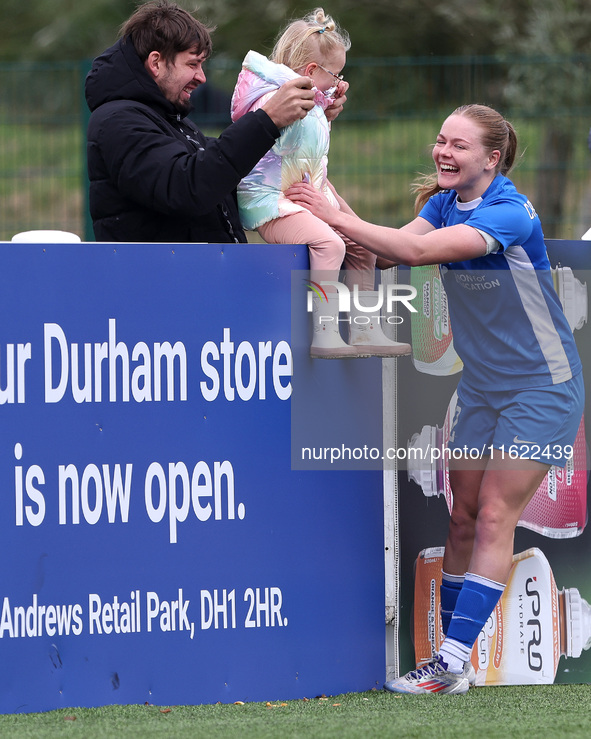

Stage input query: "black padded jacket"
[{"left": 85, "top": 38, "right": 280, "bottom": 243}]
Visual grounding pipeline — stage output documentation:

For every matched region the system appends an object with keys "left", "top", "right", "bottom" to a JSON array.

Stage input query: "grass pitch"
[{"left": 1, "top": 684, "right": 590, "bottom": 738}]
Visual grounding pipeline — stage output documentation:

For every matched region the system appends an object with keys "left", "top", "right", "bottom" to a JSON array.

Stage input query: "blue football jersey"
[{"left": 419, "top": 175, "right": 582, "bottom": 389}]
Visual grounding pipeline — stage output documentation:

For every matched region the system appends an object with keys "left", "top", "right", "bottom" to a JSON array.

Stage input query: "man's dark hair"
[{"left": 120, "top": 1, "right": 213, "bottom": 63}]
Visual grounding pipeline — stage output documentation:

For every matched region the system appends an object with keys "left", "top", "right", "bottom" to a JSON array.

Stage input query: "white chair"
[{"left": 11, "top": 230, "right": 81, "bottom": 243}]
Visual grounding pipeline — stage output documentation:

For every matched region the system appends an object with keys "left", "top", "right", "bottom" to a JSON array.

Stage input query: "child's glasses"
[{"left": 317, "top": 64, "right": 344, "bottom": 82}]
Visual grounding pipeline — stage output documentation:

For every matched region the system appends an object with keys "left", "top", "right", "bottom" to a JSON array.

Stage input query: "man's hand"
[
  {"left": 261, "top": 77, "right": 315, "bottom": 129},
  {"left": 325, "top": 80, "right": 349, "bottom": 123}
]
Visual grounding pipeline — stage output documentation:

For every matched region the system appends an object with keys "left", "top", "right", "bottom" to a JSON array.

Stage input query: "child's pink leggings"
[{"left": 258, "top": 211, "right": 377, "bottom": 291}]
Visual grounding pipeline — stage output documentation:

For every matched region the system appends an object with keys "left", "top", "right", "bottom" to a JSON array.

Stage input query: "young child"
[{"left": 231, "top": 8, "right": 410, "bottom": 358}]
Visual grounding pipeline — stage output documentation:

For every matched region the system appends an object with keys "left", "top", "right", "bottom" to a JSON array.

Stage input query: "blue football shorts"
[{"left": 448, "top": 372, "right": 585, "bottom": 467}]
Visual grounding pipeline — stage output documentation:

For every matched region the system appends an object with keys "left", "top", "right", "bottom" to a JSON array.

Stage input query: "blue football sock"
[
  {"left": 439, "top": 572, "right": 505, "bottom": 667},
  {"left": 440, "top": 571, "right": 465, "bottom": 636}
]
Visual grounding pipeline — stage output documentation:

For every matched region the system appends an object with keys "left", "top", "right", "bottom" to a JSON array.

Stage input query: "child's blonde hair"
[{"left": 271, "top": 7, "right": 350, "bottom": 71}]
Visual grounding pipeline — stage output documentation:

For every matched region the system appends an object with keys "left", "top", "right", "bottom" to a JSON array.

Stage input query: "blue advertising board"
[{"left": 0, "top": 242, "right": 385, "bottom": 713}]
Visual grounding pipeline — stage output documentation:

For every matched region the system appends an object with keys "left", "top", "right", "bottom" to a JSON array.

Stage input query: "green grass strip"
[{"left": 1, "top": 685, "right": 590, "bottom": 738}]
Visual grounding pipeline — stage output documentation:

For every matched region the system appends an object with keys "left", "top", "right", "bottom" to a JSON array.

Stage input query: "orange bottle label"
[{"left": 413, "top": 547, "right": 561, "bottom": 685}]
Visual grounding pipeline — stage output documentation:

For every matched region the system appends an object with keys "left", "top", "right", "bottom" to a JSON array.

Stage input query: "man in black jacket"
[{"left": 86, "top": 1, "right": 344, "bottom": 243}]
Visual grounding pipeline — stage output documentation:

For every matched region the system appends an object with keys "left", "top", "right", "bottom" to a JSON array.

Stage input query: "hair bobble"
[{"left": 317, "top": 27, "right": 325, "bottom": 33}]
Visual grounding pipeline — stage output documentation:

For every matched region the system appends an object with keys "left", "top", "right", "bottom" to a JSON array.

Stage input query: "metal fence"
[
  {"left": 1, "top": 55, "right": 591, "bottom": 242},
  {"left": 0, "top": 61, "right": 90, "bottom": 241}
]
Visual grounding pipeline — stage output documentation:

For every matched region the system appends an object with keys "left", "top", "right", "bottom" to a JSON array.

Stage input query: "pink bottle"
[{"left": 407, "top": 391, "right": 588, "bottom": 538}]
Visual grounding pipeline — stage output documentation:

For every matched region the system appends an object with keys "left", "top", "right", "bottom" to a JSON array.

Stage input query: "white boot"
[
  {"left": 310, "top": 293, "right": 359, "bottom": 359},
  {"left": 348, "top": 290, "right": 411, "bottom": 357}
]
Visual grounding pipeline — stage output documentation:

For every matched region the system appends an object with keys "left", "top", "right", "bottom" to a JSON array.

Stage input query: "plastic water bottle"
[
  {"left": 413, "top": 546, "right": 591, "bottom": 685},
  {"left": 552, "top": 265, "right": 588, "bottom": 332},
  {"left": 409, "top": 264, "right": 463, "bottom": 376}
]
